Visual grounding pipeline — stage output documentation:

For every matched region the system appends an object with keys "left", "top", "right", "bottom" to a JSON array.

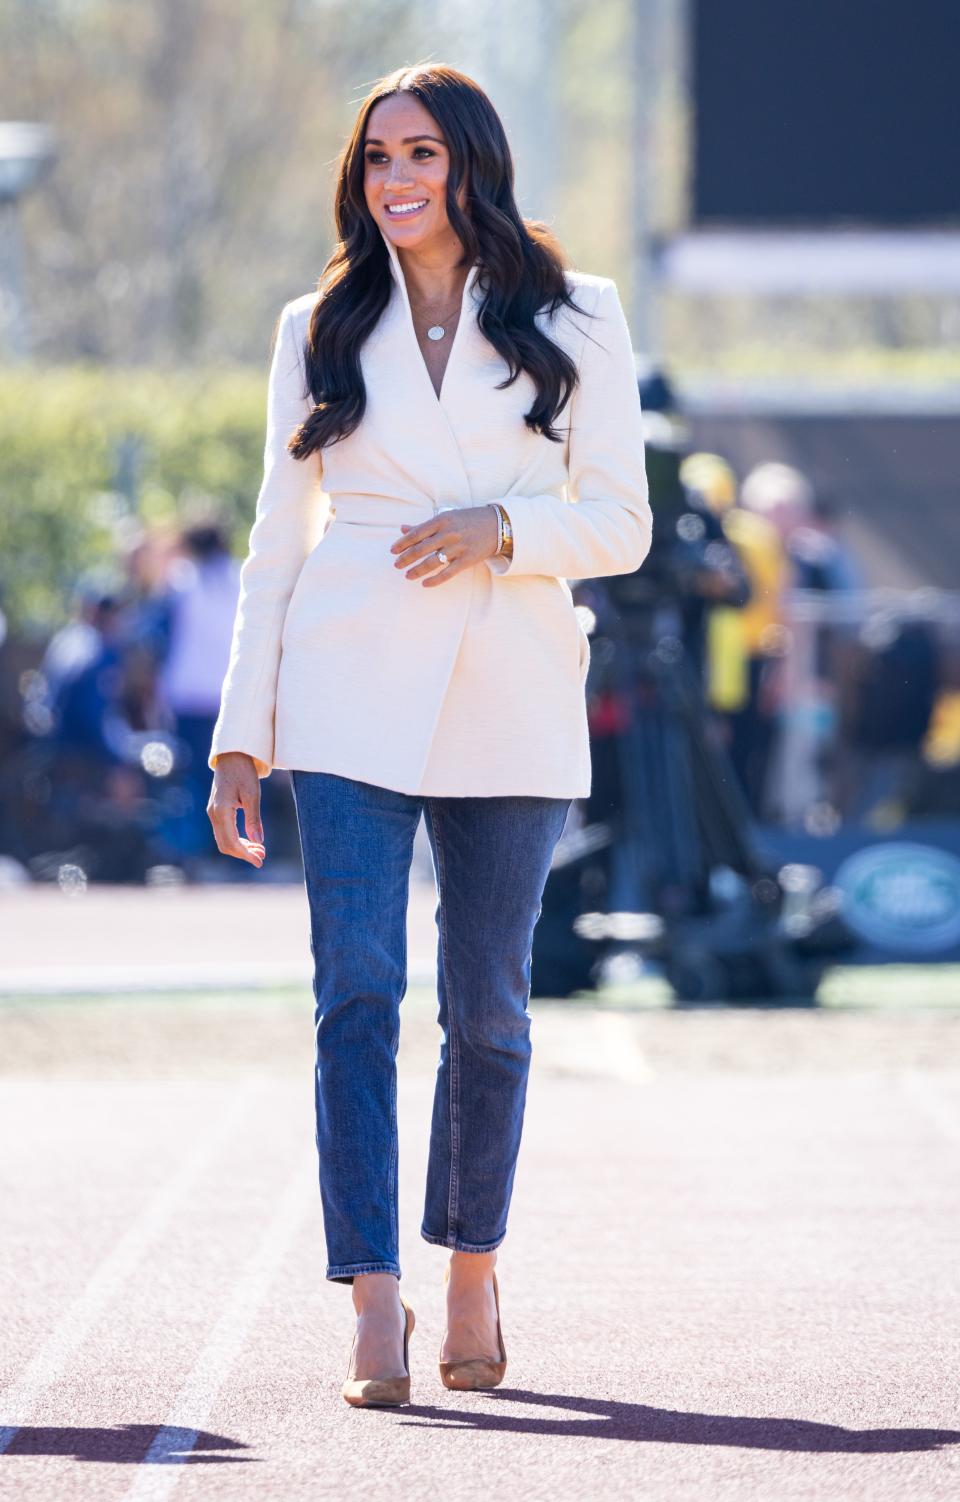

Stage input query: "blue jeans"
[{"left": 290, "top": 769, "right": 572, "bottom": 1285}]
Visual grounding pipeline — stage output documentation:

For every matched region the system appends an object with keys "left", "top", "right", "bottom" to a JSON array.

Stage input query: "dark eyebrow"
[{"left": 364, "top": 135, "right": 445, "bottom": 146}]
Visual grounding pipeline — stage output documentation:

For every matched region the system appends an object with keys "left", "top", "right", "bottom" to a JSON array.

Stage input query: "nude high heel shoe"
[
  {"left": 439, "top": 1265, "right": 507, "bottom": 1390},
  {"left": 342, "top": 1296, "right": 415, "bottom": 1407}
]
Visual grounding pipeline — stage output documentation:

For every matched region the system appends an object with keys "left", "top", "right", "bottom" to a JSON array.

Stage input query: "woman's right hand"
[{"left": 207, "top": 752, "right": 266, "bottom": 868}]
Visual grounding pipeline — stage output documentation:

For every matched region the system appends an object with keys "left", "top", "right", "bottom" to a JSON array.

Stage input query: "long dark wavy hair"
[{"left": 287, "top": 62, "right": 593, "bottom": 462}]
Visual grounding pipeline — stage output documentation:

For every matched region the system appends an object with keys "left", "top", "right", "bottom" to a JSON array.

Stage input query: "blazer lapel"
[{"left": 375, "top": 225, "right": 484, "bottom": 506}]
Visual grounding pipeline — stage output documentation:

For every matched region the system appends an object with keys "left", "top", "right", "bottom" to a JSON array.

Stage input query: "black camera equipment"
[{"left": 531, "top": 376, "right": 853, "bottom": 1004}]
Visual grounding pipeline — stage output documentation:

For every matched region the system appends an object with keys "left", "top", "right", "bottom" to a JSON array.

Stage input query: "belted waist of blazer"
[{"left": 329, "top": 493, "right": 475, "bottom": 527}]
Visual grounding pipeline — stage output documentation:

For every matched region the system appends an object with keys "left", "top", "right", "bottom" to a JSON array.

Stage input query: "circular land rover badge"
[{"left": 833, "top": 842, "right": 960, "bottom": 955}]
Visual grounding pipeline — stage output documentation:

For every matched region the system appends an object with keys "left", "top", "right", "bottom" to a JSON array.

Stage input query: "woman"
[{"left": 207, "top": 62, "right": 652, "bottom": 1408}]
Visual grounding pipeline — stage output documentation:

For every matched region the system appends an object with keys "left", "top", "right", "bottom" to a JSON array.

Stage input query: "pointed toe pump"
[
  {"left": 439, "top": 1267, "right": 507, "bottom": 1391},
  {"left": 342, "top": 1296, "right": 415, "bottom": 1408}
]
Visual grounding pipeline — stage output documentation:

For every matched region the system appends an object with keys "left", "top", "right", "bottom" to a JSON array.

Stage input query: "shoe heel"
[
  {"left": 342, "top": 1296, "right": 415, "bottom": 1408},
  {"left": 439, "top": 1270, "right": 507, "bottom": 1390}
]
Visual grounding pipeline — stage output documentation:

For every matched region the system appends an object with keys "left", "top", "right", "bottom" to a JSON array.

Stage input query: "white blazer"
[{"left": 208, "top": 225, "right": 652, "bottom": 797}]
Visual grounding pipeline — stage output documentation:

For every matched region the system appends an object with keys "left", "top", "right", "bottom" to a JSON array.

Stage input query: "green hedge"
[{"left": 0, "top": 364, "right": 269, "bottom": 635}]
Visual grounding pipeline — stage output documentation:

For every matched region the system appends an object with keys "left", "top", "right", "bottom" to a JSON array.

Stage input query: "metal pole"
[
  {"left": 0, "top": 121, "right": 57, "bottom": 361},
  {"left": 0, "top": 200, "right": 26, "bottom": 359},
  {"left": 629, "top": 0, "right": 661, "bottom": 361}
]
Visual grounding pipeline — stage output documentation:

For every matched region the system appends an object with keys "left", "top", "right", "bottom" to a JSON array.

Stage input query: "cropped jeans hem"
[
  {"left": 326, "top": 1261, "right": 402, "bottom": 1286},
  {"left": 420, "top": 1227, "right": 507, "bottom": 1254}
]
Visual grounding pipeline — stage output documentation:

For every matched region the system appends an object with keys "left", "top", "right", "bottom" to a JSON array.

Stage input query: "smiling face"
[{"left": 363, "top": 92, "right": 468, "bottom": 253}]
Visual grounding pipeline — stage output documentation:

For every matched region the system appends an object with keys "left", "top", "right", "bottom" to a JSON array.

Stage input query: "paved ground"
[{"left": 2, "top": 939, "right": 960, "bottom": 1500}]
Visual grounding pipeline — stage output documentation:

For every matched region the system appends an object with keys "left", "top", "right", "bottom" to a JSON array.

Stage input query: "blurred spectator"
[
  {"left": 739, "top": 462, "right": 863, "bottom": 593},
  {"left": 156, "top": 521, "right": 240, "bottom": 862},
  {"left": 635, "top": 374, "right": 750, "bottom": 683},
  {"left": 738, "top": 461, "right": 869, "bottom": 821},
  {"left": 22, "top": 574, "right": 152, "bottom": 876},
  {"left": 835, "top": 612, "right": 941, "bottom": 825},
  {"left": 674, "top": 474, "right": 751, "bottom": 684},
  {"left": 682, "top": 452, "right": 790, "bottom": 819},
  {"left": 119, "top": 523, "right": 179, "bottom": 667},
  {"left": 42, "top": 575, "right": 129, "bottom": 768}
]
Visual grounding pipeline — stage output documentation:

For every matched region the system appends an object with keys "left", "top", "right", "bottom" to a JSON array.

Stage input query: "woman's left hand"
[{"left": 390, "top": 505, "right": 499, "bottom": 586}]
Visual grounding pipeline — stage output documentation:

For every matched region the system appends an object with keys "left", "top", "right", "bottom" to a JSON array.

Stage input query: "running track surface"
[{"left": 1, "top": 986, "right": 959, "bottom": 1501}]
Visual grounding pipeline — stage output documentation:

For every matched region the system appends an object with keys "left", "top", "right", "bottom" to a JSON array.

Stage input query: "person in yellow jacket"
[{"left": 680, "top": 453, "right": 790, "bottom": 817}]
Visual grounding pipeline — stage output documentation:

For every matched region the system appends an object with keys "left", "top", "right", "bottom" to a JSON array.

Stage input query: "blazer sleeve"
[
  {"left": 208, "top": 301, "right": 322, "bottom": 778},
  {"left": 483, "top": 277, "right": 652, "bottom": 581}
]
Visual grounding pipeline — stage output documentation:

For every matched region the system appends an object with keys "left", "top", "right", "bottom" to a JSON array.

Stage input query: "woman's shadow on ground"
[
  {"left": 4, "top": 1395, "right": 958, "bottom": 1464},
  {"left": 399, "top": 1389, "right": 960, "bottom": 1454}
]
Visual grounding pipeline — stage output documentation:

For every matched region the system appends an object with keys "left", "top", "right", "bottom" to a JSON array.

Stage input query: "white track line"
[
  {"left": 121, "top": 1157, "right": 315, "bottom": 1499},
  {"left": 533, "top": 1006, "right": 653, "bottom": 1083},
  {"left": 0, "top": 1081, "right": 264, "bottom": 1454},
  {"left": 595, "top": 1010, "right": 655, "bottom": 1083}
]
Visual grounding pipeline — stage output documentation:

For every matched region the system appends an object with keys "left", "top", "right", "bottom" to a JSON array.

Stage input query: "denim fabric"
[{"left": 289, "top": 769, "right": 572, "bottom": 1285}]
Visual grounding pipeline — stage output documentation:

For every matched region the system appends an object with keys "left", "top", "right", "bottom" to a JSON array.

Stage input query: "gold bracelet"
[{"left": 494, "top": 502, "right": 514, "bottom": 559}]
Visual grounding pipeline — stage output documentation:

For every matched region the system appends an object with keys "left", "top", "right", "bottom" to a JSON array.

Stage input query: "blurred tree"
[
  {"left": 0, "top": 0, "right": 424, "bottom": 362},
  {"left": 0, "top": 364, "right": 265, "bottom": 631}
]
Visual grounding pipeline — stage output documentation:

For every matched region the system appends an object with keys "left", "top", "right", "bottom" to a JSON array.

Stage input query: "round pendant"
[{"left": 427, "top": 324, "right": 445, "bottom": 341}]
